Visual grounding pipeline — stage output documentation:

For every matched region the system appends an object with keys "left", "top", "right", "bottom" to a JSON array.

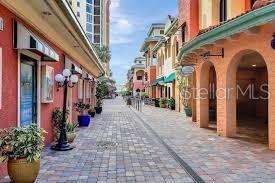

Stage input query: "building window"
[
  {"left": 160, "top": 30, "right": 164, "bottom": 34},
  {"left": 86, "top": 23, "right": 93, "bottom": 33},
  {"left": 87, "top": 0, "right": 93, "bottom": 4},
  {"left": 94, "top": 35, "right": 100, "bottom": 43},
  {"left": 94, "top": 0, "right": 100, "bottom": 6},
  {"left": 87, "top": 33, "right": 93, "bottom": 42},
  {"left": 94, "top": 16, "right": 100, "bottom": 24},
  {"left": 87, "top": 14, "right": 93, "bottom": 23},
  {"left": 86, "top": 4, "right": 93, "bottom": 13},
  {"left": 181, "top": 24, "right": 186, "bottom": 44},
  {"left": 220, "top": 0, "right": 227, "bottom": 22},
  {"left": 94, "top": 25, "right": 100, "bottom": 34},
  {"left": 137, "top": 76, "right": 143, "bottom": 80},
  {"left": 251, "top": 0, "right": 257, "bottom": 8},
  {"left": 77, "top": 1, "right": 80, "bottom": 7},
  {"left": 77, "top": 12, "right": 80, "bottom": 17},
  {"left": 94, "top": 7, "right": 100, "bottom": 15}
]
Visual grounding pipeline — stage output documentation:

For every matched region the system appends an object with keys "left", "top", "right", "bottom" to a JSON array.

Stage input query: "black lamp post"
[{"left": 51, "top": 69, "right": 79, "bottom": 151}]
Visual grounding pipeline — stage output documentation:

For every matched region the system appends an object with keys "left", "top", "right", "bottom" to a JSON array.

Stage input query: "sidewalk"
[
  {"left": 1, "top": 98, "right": 195, "bottom": 183},
  {"left": 135, "top": 104, "right": 275, "bottom": 183}
]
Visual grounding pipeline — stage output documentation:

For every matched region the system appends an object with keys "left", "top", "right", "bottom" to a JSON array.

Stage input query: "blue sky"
[{"left": 110, "top": 0, "right": 177, "bottom": 85}]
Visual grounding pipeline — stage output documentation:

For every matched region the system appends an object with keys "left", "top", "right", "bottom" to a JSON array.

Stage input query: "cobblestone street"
[{"left": 2, "top": 97, "right": 275, "bottom": 183}]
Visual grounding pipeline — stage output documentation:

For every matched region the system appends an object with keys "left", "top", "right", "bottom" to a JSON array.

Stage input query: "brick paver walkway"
[
  {"left": 2, "top": 97, "right": 275, "bottom": 183},
  {"left": 1, "top": 98, "right": 195, "bottom": 183},
  {"left": 137, "top": 102, "right": 275, "bottom": 183}
]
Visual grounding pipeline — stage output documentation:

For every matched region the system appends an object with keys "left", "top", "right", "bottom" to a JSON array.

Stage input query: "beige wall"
[{"left": 199, "top": 0, "right": 246, "bottom": 29}]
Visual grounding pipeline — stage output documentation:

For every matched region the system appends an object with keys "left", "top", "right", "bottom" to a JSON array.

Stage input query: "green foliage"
[
  {"left": 52, "top": 108, "right": 69, "bottom": 131},
  {"left": 159, "top": 98, "right": 168, "bottom": 105},
  {"left": 0, "top": 125, "right": 46, "bottom": 162},
  {"left": 74, "top": 102, "right": 90, "bottom": 115},
  {"left": 94, "top": 45, "right": 111, "bottom": 63},
  {"left": 96, "top": 78, "right": 108, "bottom": 107},
  {"left": 176, "top": 69, "right": 191, "bottom": 107},
  {"left": 66, "top": 123, "right": 78, "bottom": 133},
  {"left": 142, "top": 93, "right": 149, "bottom": 98},
  {"left": 168, "top": 97, "right": 175, "bottom": 108}
]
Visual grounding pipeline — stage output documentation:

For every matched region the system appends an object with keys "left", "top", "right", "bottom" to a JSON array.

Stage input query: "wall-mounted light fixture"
[{"left": 200, "top": 48, "right": 224, "bottom": 61}]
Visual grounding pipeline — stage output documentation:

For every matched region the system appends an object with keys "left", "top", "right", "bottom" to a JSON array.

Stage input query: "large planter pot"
[
  {"left": 88, "top": 111, "right": 96, "bottom": 118},
  {"left": 170, "top": 106, "right": 176, "bottom": 110},
  {"left": 55, "top": 132, "right": 76, "bottom": 143},
  {"left": 8, "top": 158, "right": 40, "bottom": 183},
  {"left": 95, "top": 107, "right": 103, "bottom": 114},
  {"left": 184, "top": 107, "right": 192, "bottom": 117},
  {"left": 160, "top": 104, "right": 167, "bottom": 108},
  {"left": 78, "top": 115, "right": 90, "bottom": 127},
  {"left": 154, "top": 99, "right": 160, "bottom": 107}
]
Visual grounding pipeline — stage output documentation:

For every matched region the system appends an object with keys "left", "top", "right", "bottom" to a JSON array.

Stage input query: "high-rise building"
[{"left": 68, "top": 0, "right": 110, "bottom": 47}]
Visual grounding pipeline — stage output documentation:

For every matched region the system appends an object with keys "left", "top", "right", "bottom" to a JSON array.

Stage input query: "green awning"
[
  {"left": 164, "top": 71, "right": 176, "bottom": 83},
  {"left": 150, "top": 77, "right": 164, "bottom": 87}
]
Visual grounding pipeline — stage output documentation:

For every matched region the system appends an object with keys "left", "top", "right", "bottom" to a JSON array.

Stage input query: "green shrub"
[
  {"left": 168, "top": 97, "right": 175, "bottom": 108},
  {"left": 0, "top": 125, "right": 46, "bottom": 162},
  {"left": 142, "top": 93, "right": 149, "bottom": 98},
  {"left": 159, "top": 98, "right": 168, "bottom": 105}
]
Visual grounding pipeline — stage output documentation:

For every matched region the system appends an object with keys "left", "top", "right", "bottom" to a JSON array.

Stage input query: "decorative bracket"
[{"left": 200, "top": 48, "right": 224, "bottom": 61}]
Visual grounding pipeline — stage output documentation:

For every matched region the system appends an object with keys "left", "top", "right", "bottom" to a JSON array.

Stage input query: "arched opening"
[
  {"left": 198, "top": 61, "right": 217, "bottom": 129},
  {"left": 136, "top": 70, "right": 145, "bottom": 81},
  {"left": 236, "top": 52, "right": 268, "bottom": 143}
]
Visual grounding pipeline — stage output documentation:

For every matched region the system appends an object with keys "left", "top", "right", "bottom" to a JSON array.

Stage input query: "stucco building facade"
[
  {"left": 178, "top": 0, "right": 275, "bottom": 149},
  {"left": 0, "top": 0, "right": 104, "bottom": 176}
]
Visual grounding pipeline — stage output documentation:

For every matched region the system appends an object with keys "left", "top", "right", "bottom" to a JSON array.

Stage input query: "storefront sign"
[
  {"left": 181, "top": 66, "right": 194, "bottom": 76},
  {"left": 0, "top": 17, "right": 3, "bottom": 31}
]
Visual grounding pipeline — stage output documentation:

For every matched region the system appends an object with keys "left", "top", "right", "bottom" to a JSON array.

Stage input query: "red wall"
[
  {"left": 178, "top": 0, "right": 199, "bottom": 45},
  {"left": 0, "top": 4, "right": 83, "bottom": 177}
]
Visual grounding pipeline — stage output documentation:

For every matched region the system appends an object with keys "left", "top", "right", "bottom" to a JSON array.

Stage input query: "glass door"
[{"left": 20, "top": 55, "right": 37, "bottom": 126}]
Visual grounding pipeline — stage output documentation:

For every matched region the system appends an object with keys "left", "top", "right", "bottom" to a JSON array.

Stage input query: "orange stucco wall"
[{"left": 194, "top": 23, "right": 275, "bottom": 149}]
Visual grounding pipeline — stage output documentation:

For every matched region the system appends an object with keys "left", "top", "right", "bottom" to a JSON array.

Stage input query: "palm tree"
[{"left": 94, "top": 44, "right": 111, "bottom": 63}]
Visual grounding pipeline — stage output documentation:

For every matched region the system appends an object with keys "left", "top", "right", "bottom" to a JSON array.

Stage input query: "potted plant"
[
  {"left": 0, "top": 125, "right": 46, "bottom": 183},
  {"left": 154, "top": 98, "right": 160, "bottom": 107},
  {"left": 177, "top": 70, "right": 192, "bottom": 117},
  {"left": 66, "top": 123, "right": 78, "bottom": 142},
  {"left": 95, "top": 77, "right": 108, "bottom": 114},
  {"left": 168, "top": 97, "right": 176, "bottom": 110},
  {"left": 95, "top": 99, "right": 103, "bottom": 114},
  {"left": 159, "top": 98, "right": 168, "bottom": 108},
  {"left": 52, "top": 108, "right": 78, "bottom": 143},
  {"left": 74, "top": 101, "right": 90, "bottom": 127},
  {"left": 88, "top": 107, "right": 96, "bottom": 117}
]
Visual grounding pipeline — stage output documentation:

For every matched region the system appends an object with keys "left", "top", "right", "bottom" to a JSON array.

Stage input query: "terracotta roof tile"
[{"left": 198, "top": 0, "right": 275, "bottom": 35}]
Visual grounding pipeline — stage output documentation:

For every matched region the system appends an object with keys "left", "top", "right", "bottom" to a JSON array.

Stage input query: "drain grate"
[{"left": 96, "top": 141, "right": 118, "bottom": 150}]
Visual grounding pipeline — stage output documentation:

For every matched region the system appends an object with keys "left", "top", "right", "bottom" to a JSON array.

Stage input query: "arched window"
[
  {"left": 136, "top": 89, "right": 140, "bottom": 92},
  {"left": 251, "top": 0, "right": 257, "bottom": 8},
  {"left": 220, "top": 0, "right": 227, "bottom": 22}
]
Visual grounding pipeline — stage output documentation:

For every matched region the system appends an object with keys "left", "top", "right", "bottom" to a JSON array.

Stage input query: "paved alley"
[{"left": 2, "top": 97, "right": 275, "bottom": 183}]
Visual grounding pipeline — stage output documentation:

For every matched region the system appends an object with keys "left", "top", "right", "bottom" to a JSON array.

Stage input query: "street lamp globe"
[
  {"left": 62, "top": 69, "right": 71, "bottom": 77},
  {"left": 55, "top": 74, "right": 65, "bottom": 82},
  {"left": 70, "top": 74, "right": 79, "bottom": 84}
]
